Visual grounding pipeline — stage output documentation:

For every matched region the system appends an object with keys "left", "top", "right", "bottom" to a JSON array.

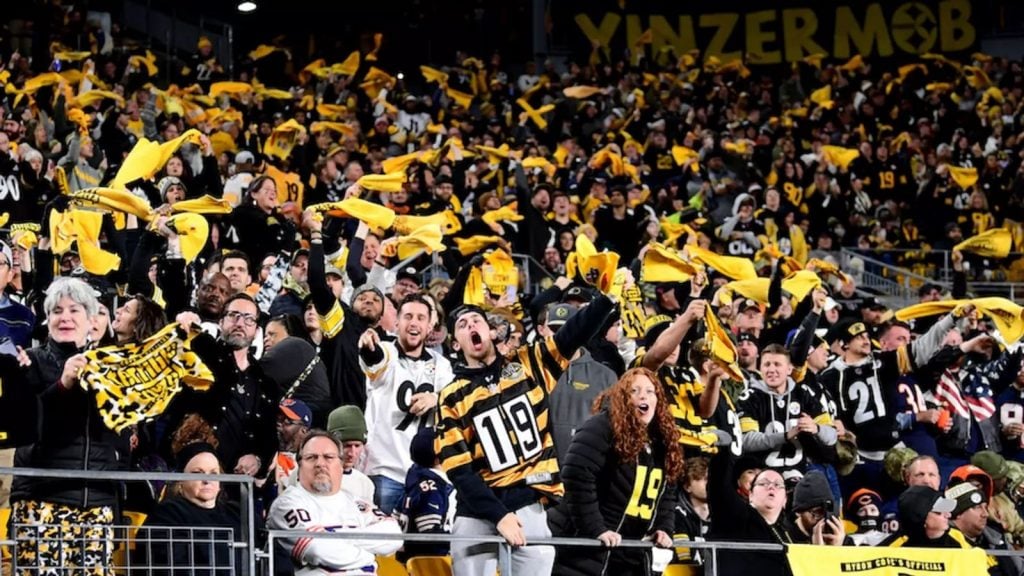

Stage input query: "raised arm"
[
  {"left": 642, "top": 299, "right": 705, "bottom": 371},
  {"left": 552, "top": 293, "right": 615, "bottom": 361}
]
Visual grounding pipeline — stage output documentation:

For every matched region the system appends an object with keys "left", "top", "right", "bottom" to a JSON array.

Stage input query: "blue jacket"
[
  {"left": 0, "top": 296, "right": 35, "bottom": 348},
  {"left": 397, "top": 464, "right": 455, "bottom": 561}
]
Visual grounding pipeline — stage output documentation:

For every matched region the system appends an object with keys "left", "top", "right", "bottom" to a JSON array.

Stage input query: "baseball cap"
[
  {"left": 823, "top": 297, "right": 840, "bottom": 312},
  {"left": 971, "top": 450, "right": 1009, "bottom": 482},
  {"left": 290, "top": 248, "right": 310, "bottom": 266},
  {"left": 545, "top": 303, "right": 578, "bottom": 331},
  {"left": 563, "top": 286, "right": 593, "bottom": 304},
  {"left": 946, "top": 482, "right": 988, "bottom": 517},
  {"left": 840, "top": 322, "right": 868, "bottom": 343},
  {"left": 736, "top": 332, "right": 759, "bottom": 346},
  {"left": 859, "top": 297, "right": 888, "bottom": 311},
  {"left": 396, "top": 266, "right": 419, "bottom": 284},
  {"left": 737, "top": 299, "right": 761, "bottom": 314},
  {"left": 279, "top": 398, "right": 312, "bottom": 428},
  {"left": 235, "top": 150, "right": 256, "bottom": 165},
  {"left": 324, "top": 258, "right": 344, "bottom": 278},
  {"left": 447, "top": 303, "right": 488, "bottom": 333}
]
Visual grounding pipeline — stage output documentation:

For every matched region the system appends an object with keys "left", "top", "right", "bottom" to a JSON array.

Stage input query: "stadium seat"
[
  {"left": 112, "top": 511, "right": 148, "bottom": 574},
  {"left": 406, "top": 555, "right": 453, "bottom": 576},
  {"left": 662, "top": 565, "right": 700, "bottom": 576},
  {"left": 0, "top": 506, "right": 9, "bottom": 561},
  {"left": 377, "top": 554, "right": 409, "bottom": 576}
]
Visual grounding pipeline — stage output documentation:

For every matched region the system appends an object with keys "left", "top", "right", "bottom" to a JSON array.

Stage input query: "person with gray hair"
[
  {"left": 9, "top": 276, "right": 128, "bottom": 573},
  {"left": 267, "top": 430, "right": 402, "bottom": 574}
]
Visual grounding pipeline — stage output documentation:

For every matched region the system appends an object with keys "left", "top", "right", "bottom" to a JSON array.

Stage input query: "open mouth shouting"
[{"left": 469, "top": 331, "right": 484, "bottom": 350}]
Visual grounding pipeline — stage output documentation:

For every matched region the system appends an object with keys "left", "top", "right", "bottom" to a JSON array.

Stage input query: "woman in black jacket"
[
  {"left": 550, "top": 367, "right": 682, "bottom": 576},
  {"left": 136, "top": 415, "right": 243, "bottom": 575},
  {"left": 223, "top": 175, "right": 297, "bottom": 269},
  {"left": 706, "top": 430, "right": 793, "bottom": 576},
  {"left": 10, "top": 276, "right": 129, "bottom": 572}
]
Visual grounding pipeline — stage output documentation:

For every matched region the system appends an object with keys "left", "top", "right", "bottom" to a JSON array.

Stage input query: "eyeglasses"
[
  {"left": 754, "top": 481, "right": 786, "bottom": 491},
  {"left": 224, "top": 310, "right": 258, "bottom": 327},
  {"left": 300, "top": 453, "right": 340, "bottom": 463}
]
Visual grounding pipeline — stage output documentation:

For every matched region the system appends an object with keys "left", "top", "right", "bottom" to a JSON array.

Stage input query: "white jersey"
[
  {"left": 343, "top": 469, "right": 375, "bottom": 503},
  {"left": 361, "top": 341, "right": 454, "bottom": 482},
  {"left": 267, "top": 483, "right": 402, "bottom": 576}
]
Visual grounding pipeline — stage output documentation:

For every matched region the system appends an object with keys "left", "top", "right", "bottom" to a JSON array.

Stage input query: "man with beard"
[
  {"left": 305, "top": 210, "right": 380, "bottom": 410},
  {"left": 270, "top": 399, "right": 312, "bottom": 491},
  {"left": 268, "top": 432, "right": 402, "bottom": 574},
  {"left": 173, "top": 295, "right": 277, "bottom": 477},
  {"left": 358, "top": 294, "right": 453, "bottom": 513}
]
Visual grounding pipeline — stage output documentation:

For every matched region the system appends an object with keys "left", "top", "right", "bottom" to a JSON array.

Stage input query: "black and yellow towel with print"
[
  {"left": 788, "top": 542, "right": 988, "bottom": 575},
  {"left": 79, "top": 323, "right": 214, "bottom": 433}
]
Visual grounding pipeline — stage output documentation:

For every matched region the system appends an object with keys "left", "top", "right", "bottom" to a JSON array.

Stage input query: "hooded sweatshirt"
[{"left": 738, "top": 377, "right": 837, "bottom": 480}]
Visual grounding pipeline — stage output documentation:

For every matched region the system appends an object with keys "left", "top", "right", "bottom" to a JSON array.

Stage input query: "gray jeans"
[{"left": 451, "top": 502, "right": 555, "bottom": 576}]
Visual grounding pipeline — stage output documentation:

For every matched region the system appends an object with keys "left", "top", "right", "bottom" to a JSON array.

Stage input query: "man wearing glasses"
[
  {"left": 268, "top": 431, "right": 402, "bottom": 574},
  {"left": 174, "top": 294, "right": 278, "bottom": 478}
]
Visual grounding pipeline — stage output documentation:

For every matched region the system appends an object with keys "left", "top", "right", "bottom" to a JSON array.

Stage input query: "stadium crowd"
[{"left": 4, "top": 3, "right": 1024, "bottom": 576}]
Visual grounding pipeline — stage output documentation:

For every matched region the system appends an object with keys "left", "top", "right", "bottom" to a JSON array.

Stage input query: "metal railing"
[
  {"left": 262, "top": 529, "right": 787, "bottom": 576},
  {"left": 7, "top": 467, "right": 1024, "bottom": 575},
  {"left": 0, "top": 467, "right": 256, "bottom": 576},
  {"left": 840, "top": 247, "right": 1024, "bottom": 306}
]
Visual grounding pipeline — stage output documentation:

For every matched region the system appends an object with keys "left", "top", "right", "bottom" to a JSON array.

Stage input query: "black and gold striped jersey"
[
  {"left": 437, "top": 337, "right": 569, "bottom": 499},
  {"left": 436, "top": 295, "right": 615, "bottom": 522}
]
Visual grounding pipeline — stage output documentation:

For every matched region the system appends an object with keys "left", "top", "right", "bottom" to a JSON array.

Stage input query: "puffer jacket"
[
  {"left": 11, "top": 338, "right": 128, "bottom": 508},
  {"left": 223, "top": 202, "right": 296, "bottom": 272},
  {"left": 549, "top": 411, "right": 675, "bottom": 576}
]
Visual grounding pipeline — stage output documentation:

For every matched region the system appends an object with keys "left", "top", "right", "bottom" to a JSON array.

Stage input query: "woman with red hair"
[{"left": 549, "top": 367, "right": 683, "bottom": 575}]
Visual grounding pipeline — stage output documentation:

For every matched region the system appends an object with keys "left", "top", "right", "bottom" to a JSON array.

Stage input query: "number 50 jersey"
[{"left": 361, "top": 341, "right": 454, "bottom": 483}]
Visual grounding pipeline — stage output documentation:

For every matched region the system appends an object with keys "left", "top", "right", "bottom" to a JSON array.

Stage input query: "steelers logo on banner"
[{"left": 891, "top": 2, "right": 939, "bottom": 53}]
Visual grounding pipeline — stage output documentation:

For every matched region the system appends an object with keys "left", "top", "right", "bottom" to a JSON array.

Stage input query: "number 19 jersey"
[
  {"left": 436, "top": 338, "right": 570, "bottom": 502},
  {"left": 362, "top": 341, "right": 454, "bottom": 483}
]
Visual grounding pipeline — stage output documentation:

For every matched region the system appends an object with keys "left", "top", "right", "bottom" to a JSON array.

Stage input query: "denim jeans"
[{"left": 370, "top": 474, "right": 405, "bottom": 515}]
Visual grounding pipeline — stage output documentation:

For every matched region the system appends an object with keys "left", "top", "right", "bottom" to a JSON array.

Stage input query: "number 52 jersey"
[{"left": 361, "top": 341, "right": 454, "bottom": 483}]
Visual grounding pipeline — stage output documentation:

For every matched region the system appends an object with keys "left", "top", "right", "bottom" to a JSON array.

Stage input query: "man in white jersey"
[
  {"left": 358, "top": 293, "right": 454, "bottom": 513},
  {"left": 268, "top": 431, "right": 402, "bottom": 576}
]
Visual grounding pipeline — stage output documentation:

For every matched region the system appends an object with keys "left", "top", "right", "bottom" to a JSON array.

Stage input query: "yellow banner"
[
  {"left": 788, "top": 543, "right": 988, "bottom": 576},
  {"left": 80, "top": 323, "right": 214, "bottom": 433},
  {"left": 570, "top": 0, "right": 975, "bottom": 65}
]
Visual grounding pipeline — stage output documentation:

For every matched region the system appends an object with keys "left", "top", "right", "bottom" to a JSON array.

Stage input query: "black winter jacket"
[
  {"left": 706, "top": 449, "right": 791, "bottom": 576},
  {"left": 163, "top": 334, "right": 279, "bottom": 473},
  {"left": 549, "top": 411, "right": 675, "bottom": 576},
  {"left": 224, "top": 202, "right": 296, "bottom": 272},
  {"left": 11, "top": 338, "right": 128, "bottom": 508}
]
